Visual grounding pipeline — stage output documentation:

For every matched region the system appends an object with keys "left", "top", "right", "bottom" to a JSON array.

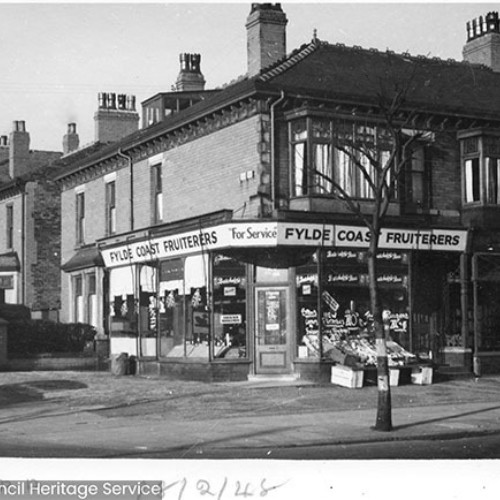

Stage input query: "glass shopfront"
[{"left": 296, "top": 249, "right": 409, "bottom": 360}]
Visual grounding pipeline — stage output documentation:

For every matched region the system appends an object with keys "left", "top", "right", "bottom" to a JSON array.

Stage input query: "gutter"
[{"left": 270, "top": 91, "right": 286, "bottom": 211}]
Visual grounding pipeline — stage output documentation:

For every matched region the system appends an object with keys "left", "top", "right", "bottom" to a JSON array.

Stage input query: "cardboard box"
[
  {"left": 389, "top": 368, "right": 400, "bottom": 386},
  {"left": 411, "top": 366, "right": 433, "bottom": 385},
  {"left": 331, "top": 364, "right": 364, "bottom": 389}
]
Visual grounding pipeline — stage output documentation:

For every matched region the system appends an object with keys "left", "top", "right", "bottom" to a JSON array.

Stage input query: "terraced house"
[
  {"left": 55, "top": 4, "right": 500, "bottom": 381},
  {"left": 0, "top": 121, "right": 62, "bottom": 319}
]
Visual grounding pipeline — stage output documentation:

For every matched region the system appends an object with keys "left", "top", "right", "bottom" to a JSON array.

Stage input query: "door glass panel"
[{"left": 257, "top": 289, "right": 287, "bottom": 345}]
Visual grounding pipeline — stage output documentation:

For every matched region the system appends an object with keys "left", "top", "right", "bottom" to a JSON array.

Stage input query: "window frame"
[
  {"left": 288, "top": 115, "right": 396, "bottom": 201},
  {"left": 6, "top": 204, "right": 13, "bottom": 250},
  {"left": 459, "top": 132, "right": 500, "bottom": 207},
  {"left": 75, "top": 191, "right": 85, "bottom": 245},
  {"left": 152, "top": 163, "right": 163, "bottom": 224},
  {"left": 105, "top": 180, "right": 117, "bottom": 236}
]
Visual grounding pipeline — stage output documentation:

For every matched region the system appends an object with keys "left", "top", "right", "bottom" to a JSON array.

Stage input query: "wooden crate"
[
  {"left": 411, "top": 365, "right": 433, "bottom": 385},
  {"left": 331, "top": 364, "right": 364, "bottom": 389}
]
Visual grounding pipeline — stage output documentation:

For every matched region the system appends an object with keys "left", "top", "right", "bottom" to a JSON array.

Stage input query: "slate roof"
[
  {"left": 56, "top": 38, "right": 500, "bottom": 181},
  {"left": 261, "top": 40, "right": 500, "bottom": 120}
]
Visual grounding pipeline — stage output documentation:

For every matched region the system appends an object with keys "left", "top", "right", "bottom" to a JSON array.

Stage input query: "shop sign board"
[
  {"left": 335, "top": 226, "right": 467, "bottom": 252},
  {"left": 101, "top": 222, "right": 334, "bottom": 267},
  {"left": 278, "top": 223, "right": 335, "bottom": 246},
  {"left": 101, "top": 222, "right": 468, "bottom": 268}
]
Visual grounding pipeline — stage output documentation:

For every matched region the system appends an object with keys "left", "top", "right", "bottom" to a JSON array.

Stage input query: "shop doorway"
[{"left": 254, "top": 286, "right": 292, "bottom": 374}]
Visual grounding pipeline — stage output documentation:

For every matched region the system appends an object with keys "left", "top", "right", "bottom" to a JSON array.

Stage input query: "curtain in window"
[
  {"left": 293, "top": 143, "right": 307, "bottom": 196},
  {"left": 313, "top": 143, "right": 332, "bottom": 194},
  {"left": 333, "top": 148, "right": 353, "bottom": 196},
  {"left": 487, "top": 158, "right": 500, "bottom": 204},
  {"left": 465, "top": 158, "right": 480, "bottom": 203}
]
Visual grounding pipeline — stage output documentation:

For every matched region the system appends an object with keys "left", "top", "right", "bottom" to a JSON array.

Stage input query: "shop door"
[{"left": 255, "top": 287, "right": 292, "bottom": 374}]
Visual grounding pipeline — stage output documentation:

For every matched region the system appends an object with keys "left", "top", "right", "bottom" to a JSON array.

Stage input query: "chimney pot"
[
  {"left": 464, "top": 11, "right": 500, "bottom": 71},
  {"left": 94, "top": 92, "right": 139, "bottom": 143}
]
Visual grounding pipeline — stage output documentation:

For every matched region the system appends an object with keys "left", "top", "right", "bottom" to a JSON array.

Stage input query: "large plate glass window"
[{"left": 212, "top": 254, "right": 247, "bottom": 359}]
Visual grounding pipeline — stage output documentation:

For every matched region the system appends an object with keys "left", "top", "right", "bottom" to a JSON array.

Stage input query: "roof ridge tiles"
[{"left": 259, "top": 40, "right": 321, "bottom": 82}]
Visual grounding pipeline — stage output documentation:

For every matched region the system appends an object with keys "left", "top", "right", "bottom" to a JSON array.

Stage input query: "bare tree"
[{"left": 311, "top": 69, "right": 423, "bottom": 431}]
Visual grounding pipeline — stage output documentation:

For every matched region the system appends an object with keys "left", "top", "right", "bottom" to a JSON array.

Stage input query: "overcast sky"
[{"left": 0, "top": 2, "right": 496, "bottom": 151}]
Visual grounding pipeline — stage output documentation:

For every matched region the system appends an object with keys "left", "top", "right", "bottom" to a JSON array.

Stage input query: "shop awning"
[
  {"left": 61, "top": 246, "right": 104, "bottom": 272},
  {"left": 0, "top": 252, "right": 20, "bottom": 272}
]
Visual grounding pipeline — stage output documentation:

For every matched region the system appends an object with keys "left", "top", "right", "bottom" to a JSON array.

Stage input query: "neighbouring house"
[
  {"left": 0, "top": 91, "right": 139, "bottom": 322},
  {"left": 0, "top": 121, "right": 62, "bottom": 320},
  {"left": 54, "top": 4, "right": 500, "bottom": 380}
]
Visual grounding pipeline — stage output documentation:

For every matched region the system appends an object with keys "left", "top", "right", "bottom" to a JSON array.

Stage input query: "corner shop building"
[{"left": 100, "top": 219, "right": 467, "bottom": 381}]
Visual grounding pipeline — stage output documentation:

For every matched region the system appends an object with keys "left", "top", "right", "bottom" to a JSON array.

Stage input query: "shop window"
[
  {"left": 75, "top": 191, "right": 85, "bottom": 245},
  {"left": 105, "top": 181, "right": 116, "bottom": 235},
  {"left": 152, "top": 164, "right": 163, "bottom": 224},
  {"left": 184, "top": 254, "right": 209, "bottom": 357},
  {"left": 159, "top": 254, "right": 210, "bottom": 359},
  {"left": 109, "top": 266, "right": 137, "bottom": 335},
  {"left": 296, "top": 252, "right": 320, "bottom": 358},
  {"left": 6, "top": 204, "right": 13, "bottom": 250},
  {"left": 212, "top": 254, "right": 247, "bottom": 359},
  {"left": 316, "top": 249, "right": 409, "bottom": 361},
  {"left": 158, "top": 258, "right": 184, "bottom": 357}
]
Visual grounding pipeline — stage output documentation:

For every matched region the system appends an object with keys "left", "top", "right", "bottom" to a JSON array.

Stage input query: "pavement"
[{"left": 0, "top": 370, "right": 500, "bottom": 458}]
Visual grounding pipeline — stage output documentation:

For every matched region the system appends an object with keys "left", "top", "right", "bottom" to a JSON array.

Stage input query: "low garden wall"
[{"left": 0, "top": 318, "right": 109, "bottom": 372}]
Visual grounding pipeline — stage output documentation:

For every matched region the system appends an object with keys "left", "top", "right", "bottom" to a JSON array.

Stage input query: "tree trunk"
[{"left": 368, "top": 234, "right": 393, "bottom": 432}]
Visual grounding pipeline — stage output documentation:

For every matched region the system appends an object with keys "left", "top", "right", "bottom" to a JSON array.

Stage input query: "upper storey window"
[
  {"left": 290, "top": 117, "right": 394, "bottom": 200},
  {"left": 461, "top": 132, "right": 500, "bottom": 205}
]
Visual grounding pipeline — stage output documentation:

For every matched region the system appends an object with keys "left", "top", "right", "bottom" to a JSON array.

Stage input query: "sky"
[{"left": 0, "top": 1, "right": 497, "bottom": 151}]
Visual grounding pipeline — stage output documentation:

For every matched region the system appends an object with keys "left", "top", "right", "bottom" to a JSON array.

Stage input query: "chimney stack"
[
  {"left": 175, "top": 53, "right": 206, "bottom": 91},
  {"left": 9, "top": 120, "right": 30, "bottom": 178},
  {"left": 63, "top": 123, "right": 80, "bottom": 155},
  {"left": 94, "top": 92, "right": 139, "bottom": 143},
  {"left": 246, "top": 3, "right": 287, "bottom": 77},
  {"left": 463, "top": 11, "right": 500, "bottom": 71}
]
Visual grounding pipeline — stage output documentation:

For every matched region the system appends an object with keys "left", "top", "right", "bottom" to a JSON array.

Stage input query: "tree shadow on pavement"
[
  {"left": 394, "top": 404, "right": 500, "bottom": 431},
  {"left": 0, "top": 380, "right": 87, "bottom": 407}
]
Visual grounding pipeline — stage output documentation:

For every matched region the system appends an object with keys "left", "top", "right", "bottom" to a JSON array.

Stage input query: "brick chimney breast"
[
  {"left": 463, "top": 11, "right": 500, "bottom": 71},
  {"left": 9, "top": 120, "right": 30, "bottom": 178},
  {"left": 63, "top": 123, "right": 80, "bottom": 155},
  {"left": 94, "top": 92, "right": 139, "bottom": 143},
  {"left": 246, "top": 3, "right": 288, "bottom": 78}
]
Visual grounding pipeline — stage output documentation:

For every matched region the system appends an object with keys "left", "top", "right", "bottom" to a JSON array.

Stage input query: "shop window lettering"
[{"left": 162, "top": 477, "right": 289, "bottom": 500}]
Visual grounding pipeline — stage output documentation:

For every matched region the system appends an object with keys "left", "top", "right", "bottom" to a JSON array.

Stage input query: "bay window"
[
  {"left": 290, "top": 117, "right": 394, "bottom": 199},
  {"left": 460, "top": 132, "right": 500, "bottom": 206}
]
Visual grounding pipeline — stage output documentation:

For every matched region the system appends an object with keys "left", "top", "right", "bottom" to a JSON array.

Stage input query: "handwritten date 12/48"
[{"left": 163, "top": 477, "right": 289, "bottom": 500}]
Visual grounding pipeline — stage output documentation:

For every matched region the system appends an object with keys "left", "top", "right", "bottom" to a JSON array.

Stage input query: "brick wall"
[
  {"left": 162, "top": 116, "right": 262, "bottom": 223},
  {"left": 29, "top": 181, "right": 61, "bottom": 312},
  {"left": 429, "top": 131, "right": 462, "bottom": 213}
]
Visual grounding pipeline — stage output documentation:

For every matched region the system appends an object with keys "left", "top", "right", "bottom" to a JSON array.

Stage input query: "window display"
[
  {"left": 109, "top": 266, "right": 137, "bottom": 335},
  {"left": 297, "top": 248, "right": 411, "bottom": 365},
  {"left": 212, "top": 254, "right": 247, "bottom": 359}
]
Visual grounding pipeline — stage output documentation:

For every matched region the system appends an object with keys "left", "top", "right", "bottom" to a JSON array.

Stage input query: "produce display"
[{"left": 303, "top": 332, "right": 417, "bottom": 367}]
